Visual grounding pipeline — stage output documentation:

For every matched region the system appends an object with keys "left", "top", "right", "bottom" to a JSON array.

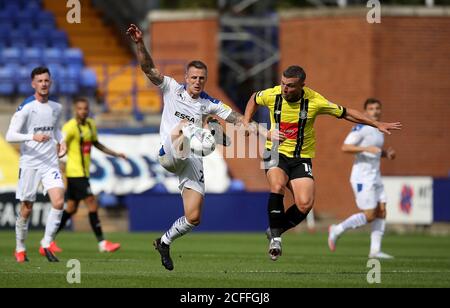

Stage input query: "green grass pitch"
[{"left": 0, "top": 231, "right": 449, "bottom": 288}]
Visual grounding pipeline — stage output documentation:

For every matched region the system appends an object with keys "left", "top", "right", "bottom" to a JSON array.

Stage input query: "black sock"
[
  {"left": 89, "top": 212, "right": 104, "bottom": 242},
  {"left": 281, "top": 205, "right": 308, "bottom": 233},
  {"left": 268, "top": 193, "right": 286, "bottom": 238},
  {"left": 56, "top": 210, "right": 72, "bottom": 234}
]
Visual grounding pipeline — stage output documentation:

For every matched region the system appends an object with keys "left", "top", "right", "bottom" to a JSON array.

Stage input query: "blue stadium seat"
[
  {"left": 1, "top": 47, "right": 21, "bottom": 66},
  {"left": 18, "top": 23, "right": 35, "bottom": 34},
  {"left": 80, "top": 68, "right": 98, "bottom": 88},
  {"left": 63, "top": 48, "right": 84, "bottom": 66},
  {"left": 16, "top": 9, "right": 35, "bottom": 26},
  {"left": 50, "top": 30, "right": 69, "bottom": 49},
  {"left": 9, "top": 29, "right": 28, "bottom": 48},
  {"left": 43, "top": 48, "right": 63, "bottom": 65},
  {"left": 29, "top": 29, "right": 49, "bottom": 49},
  {"left": 59, "top": 67, "right": 80, "bottom": 96},
  {"left": 37, "top": 11, "right": 55, "bottom": 28},
  {"left": 23, "top": 48, "right": 43, "bottom": 65},
  {"left": 0, "top": 66, "right": 15, "bottom": 95},
  {"left": 17, "top": 66, "right": 33, "bottom": 95}
]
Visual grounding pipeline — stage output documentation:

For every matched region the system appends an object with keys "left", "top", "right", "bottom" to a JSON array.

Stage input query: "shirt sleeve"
[
  {"left": 254, "top": 89, "right": 270, "bottom": 107},
  {"left": 316, "top": 94, "right": 346, "bottom": 118},
  {"left": 210, "top": 101, "right": 233, "bottom": 120},
  {"left": 343, "top": 125, "right": 364, "bottom": 145},
  {"left": 158, "top": 76, "right": 180, "bottom": 94},
  {"left": 62, "top": 121, "right": 74, "bottom": 144},
  {"left": 5, "top": 108, "right": 33, "bottom": 143}
]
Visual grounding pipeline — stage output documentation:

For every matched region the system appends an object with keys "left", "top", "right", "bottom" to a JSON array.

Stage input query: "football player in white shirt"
[
  {"left": 127, "top": 24, "right": 252, "bottom": 270},
  {"left": 6, "top": 67, "right": 67, "bottom": 263},
  {"left": 328, "top": 99, "right": 396, "bottom": 259}
]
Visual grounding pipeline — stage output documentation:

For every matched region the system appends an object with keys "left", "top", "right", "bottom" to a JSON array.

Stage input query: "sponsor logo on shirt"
[
  {"left": 33, "top": 126, "right": 54, "bottom": 132},
  {"left": 174, "top": 111, "right": 195, "bottom": 123}
]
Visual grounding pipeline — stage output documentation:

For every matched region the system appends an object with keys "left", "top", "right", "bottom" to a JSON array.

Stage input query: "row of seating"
[
  {"left": 1, "top": 47, "right": 83, "bottom": 67},
  {"left": 0, "top": 28, "right": 68, "bottom": 49},
  {"left": 0, "top": 65, "right": 98, "bottom": 96}
]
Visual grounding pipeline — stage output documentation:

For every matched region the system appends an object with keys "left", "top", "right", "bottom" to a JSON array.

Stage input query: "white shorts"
[
  {"left": 16, "top": 167, "right": 65, "bottom": 202},
  {"left": 351, "top": 182, "right": 387, "bottom": 211},
  {"left": 158, "top": 138, "right": 205, "bottom": 196}
]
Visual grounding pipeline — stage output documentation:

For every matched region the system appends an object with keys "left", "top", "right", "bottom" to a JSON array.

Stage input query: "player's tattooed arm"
[
  {"left": 126, "top": 24, "right": 163, "bottom": 86},
  {"left": 344, "top": 108, "right": 402, "bottom": 135}
]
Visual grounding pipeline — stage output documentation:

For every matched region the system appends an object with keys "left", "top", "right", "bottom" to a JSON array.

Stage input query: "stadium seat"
[
  {"left": 17, "top": 66, "right": 33, "bottom": 95},
  {"left": 43, "top": 48, "right": 63, "bottom": 65},
  {"left": 16, "top": 9, "right": 35, "bottom": 26},
  {"left": 0, "top": 66, "right": 15, "bottom": 95},
  {"left": 63, "top": 48, "right": 84, "bottom": 67},
  {"left": 9, "top": 29, "right": 28, "bottom": 48},
  {"left": 37, "top": 11, "right": 55, "bottom": 28},
  {"left": 29, "top": 29, "right": 49, "bottom": 49},
  {"left": 80, "top": 68, "right": 98, "bottom": 95},
  {"left": 50, "top": 30, "right": 69, "bottom": 49},
  {"left": 1, "top": 48, "right": 21, "bottom": 66},
  {"left": 23, "top": 48, "right": 43, "bottom": 66}
]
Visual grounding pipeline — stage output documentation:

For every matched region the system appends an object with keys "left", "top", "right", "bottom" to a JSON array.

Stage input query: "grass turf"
[{"left": 0, "top": 231, "right": 449, "bottom": 288}]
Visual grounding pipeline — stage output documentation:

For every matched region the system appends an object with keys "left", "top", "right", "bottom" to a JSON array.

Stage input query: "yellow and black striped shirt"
[{"left": 256, "top": 86, "right": 346, "bottom": 158}]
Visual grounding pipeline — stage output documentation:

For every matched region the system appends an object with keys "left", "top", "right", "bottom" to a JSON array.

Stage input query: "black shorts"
[
  {"left": 263, "top": 149, "right": 314, "bottom": 181},
  {"left": 67, "top": 177, "right": 94, "bottom": 201}
]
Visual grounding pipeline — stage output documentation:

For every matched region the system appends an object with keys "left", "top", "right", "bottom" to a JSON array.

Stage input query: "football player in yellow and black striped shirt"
[
  {"left": 244, "top": 66, "right": 401, "bottom": 261},
  {"left": 53, "top": 97, "right": 126, "bottom": 253}
]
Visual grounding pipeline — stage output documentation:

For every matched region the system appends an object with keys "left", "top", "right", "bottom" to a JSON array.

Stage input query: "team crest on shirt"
[{"left": 200, "top": 105, "right": 207, "bottom": 114}]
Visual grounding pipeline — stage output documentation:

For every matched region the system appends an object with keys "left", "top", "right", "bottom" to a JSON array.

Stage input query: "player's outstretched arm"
[
  {"left": 126, "top": 24, "right": 163, "bottom": 86},
  {"left": 93, "top": 141, "right": 127, "bottom": 159},
  {"left": 344, "top": 108, "right": 402, "bottom": 135},
  {"left": 242, "top": 93, "right": 285, "bottom": 142},
  {"left": 6, "top": 112, "right": 49, "bottom": 143}
]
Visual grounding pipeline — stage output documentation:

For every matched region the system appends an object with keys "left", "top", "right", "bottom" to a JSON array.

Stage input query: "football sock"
[
  {"left": 268, "top": 193, "right": 286, "bottom": 238},
  {"left": 161, "top": 216, "right": 195, "bottom": 246},
  {"left": 370, "top": 218, "right": 386, "bottom": 255},
  {"left": 281, "top": 205, "right": 308, "bottom": 234},
  {"left": 15, "top": 215, "right": 29, "bottom": 253},
  {"left": 56, "top": 210, "right": 72, "bottom": 234},
  {"left": 41, "top": 208, "right": 63, "bottom": 248},
  {"left": 335, "top": 213, "right": 368, "bottom": 236},
  {"left": 89, "top": 212, "right": 105, "bottom": 243}
]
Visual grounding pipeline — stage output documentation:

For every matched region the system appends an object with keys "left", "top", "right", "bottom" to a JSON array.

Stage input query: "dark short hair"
[
  {"left": 186, "top": 60, "right": 208, "bottom": 74},
  {"left": 364, "top": 98, "right": 382, "bottom": 109},
  {"left": 31, "top": 67, "right": 51, "bottom": 80},
  {"left": 283, "top": 65, "right": 306, "bottom": 81},
  {"left": 73, "top": 97, "right": 90, "bottom": 106}
]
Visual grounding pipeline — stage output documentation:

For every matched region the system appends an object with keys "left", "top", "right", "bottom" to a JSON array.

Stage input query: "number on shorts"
[
  {"left": 199, "top": 170, "right": 204, "bottom": 183},
  {"left": 303, "top": 163, "right": 312, "bottom": 176},
  {"left": 52, "top": 171, "right": 61, "bottom": 180}
]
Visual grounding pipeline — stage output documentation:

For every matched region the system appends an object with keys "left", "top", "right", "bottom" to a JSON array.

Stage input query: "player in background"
[
  {"left": 6, "top": 67, "right": 66, "bottom": 263},
  {"left": 127, "top": 24, "right": 252, "bottom": 271},
  {"left": 328, "top": 98, "right": 396, "bottom": 259},
  {"left": 52, "top": 97, "right": 124, "bottom": 253},
  {"left": 243, "top": 66, "right": 402, "bottom": 261}
]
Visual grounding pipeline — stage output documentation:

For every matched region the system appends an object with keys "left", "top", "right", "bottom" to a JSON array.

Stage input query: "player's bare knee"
[
  {"left": 270, "top": 183, "right": 286, "bottom": 194},
  {"left": 377, "top": 208, "right": 387, "bottom": 219},
  {"left": 295, "top": 198, "right": 314, "bottom": 214},
  {"left": 187, "top": 216, "right": 201, "bottom": 226},
  {"left": 365, "top": 211, "right": 377, "bottom": 222}
]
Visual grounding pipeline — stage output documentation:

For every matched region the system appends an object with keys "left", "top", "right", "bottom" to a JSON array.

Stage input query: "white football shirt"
[
  {"left": 343, "top": 124, "right": 384, "bottom": 184},
  {"left": 6, "top": 95, "right": 63, "bottom": 169},
  {"left": 158, "top": 76, "right": 232, "bottom": 145}
]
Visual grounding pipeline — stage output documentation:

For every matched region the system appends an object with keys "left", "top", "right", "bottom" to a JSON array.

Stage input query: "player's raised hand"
[
  {"left": 377, "top": 121, "right": 402, "bottom": 135},
  {"left": 126, "top": 24, "right": 143, "bottom": 43},
  {"left": 33, "top": 134, "right": 50, "bottom": 143}
]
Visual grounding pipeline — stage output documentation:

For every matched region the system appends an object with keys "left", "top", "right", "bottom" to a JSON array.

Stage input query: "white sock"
[
  {"left": 370, "top": 218, "right": 386, "bottom": 254},
  {"left": 16, "top": 216, "right": 29, "bottom": 253},
  {"left": 335, "top": 213, "right": 367, "bottom": 236},
  {"left": 161, "top": 216, "right": 195, "bottom": 246},
  {"left": 41, "top": 208, "right": 63, "bottom": 248}
]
